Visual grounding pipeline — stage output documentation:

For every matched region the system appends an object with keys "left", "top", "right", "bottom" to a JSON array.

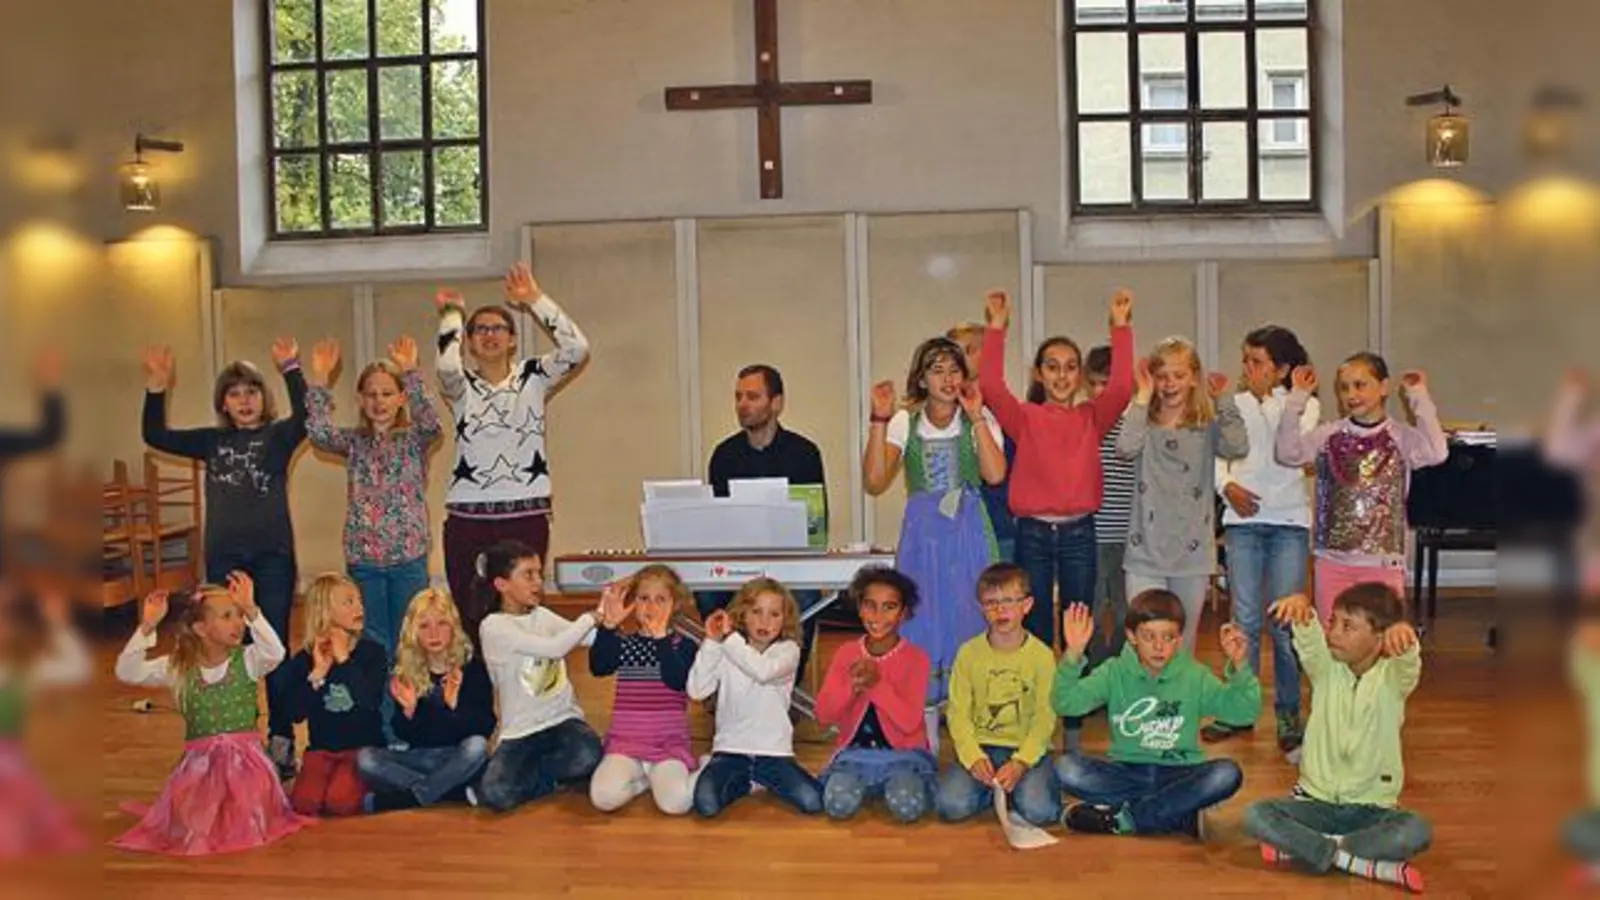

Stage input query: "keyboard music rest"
[{"left": 1408, "top": 439, "right": 1495, "bottom": 622}]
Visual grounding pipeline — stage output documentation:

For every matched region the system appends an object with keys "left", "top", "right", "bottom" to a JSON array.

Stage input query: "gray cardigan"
[{"left": 1117, "top": 393, "right": 1248, "bottom": 577}]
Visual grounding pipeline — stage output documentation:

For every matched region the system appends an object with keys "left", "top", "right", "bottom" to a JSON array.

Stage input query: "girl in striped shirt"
[{"left": 588, "top": 565, "right": 700, "bottom": 815}]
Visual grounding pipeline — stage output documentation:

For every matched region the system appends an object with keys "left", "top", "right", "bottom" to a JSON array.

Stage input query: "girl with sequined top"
[{"left": 1273, "top": 353, "right": 1449, "bottom": 622}]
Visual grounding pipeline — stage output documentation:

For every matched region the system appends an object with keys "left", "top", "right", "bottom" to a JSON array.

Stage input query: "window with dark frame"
[
  {"left": 265, "top": 0, "right": 487, "bottom": 239},
  {"left": 1067, "top": 0, "right": 1316, "bottom": 214}
]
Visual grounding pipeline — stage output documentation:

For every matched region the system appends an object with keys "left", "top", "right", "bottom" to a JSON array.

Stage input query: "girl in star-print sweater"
[{"left": 432, "top": 262, "right": 590, "bottom": 640}]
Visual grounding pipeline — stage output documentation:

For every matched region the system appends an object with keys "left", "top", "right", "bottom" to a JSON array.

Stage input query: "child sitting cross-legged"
[{"left": 1051, "top": 588, "right": 1259, "bottom": 839}]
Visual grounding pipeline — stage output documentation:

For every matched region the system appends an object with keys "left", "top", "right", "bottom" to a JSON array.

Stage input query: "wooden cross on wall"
[{"left": 664, "top": 0, "right": 873, "bottom": 199}]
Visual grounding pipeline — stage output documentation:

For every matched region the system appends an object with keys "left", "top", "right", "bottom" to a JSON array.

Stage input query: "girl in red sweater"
[
  {"left": 979, "top": 289, "right": 1134, "bottom": 659},
  {"left": 814, "top": 566, "right": 934, "bottom": 824}
]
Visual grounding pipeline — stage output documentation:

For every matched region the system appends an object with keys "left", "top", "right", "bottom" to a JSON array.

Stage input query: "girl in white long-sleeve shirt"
[
  {"left": 687, "top": 578, "right": 822, "bottom": 817},
  {"left": 472, "top": 540, "right": 603, "bottom": 812}
]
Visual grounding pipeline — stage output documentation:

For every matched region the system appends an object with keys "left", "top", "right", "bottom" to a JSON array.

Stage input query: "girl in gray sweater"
[{"left": 1117, "top": 337, "right": 1249, "bottom": 651}]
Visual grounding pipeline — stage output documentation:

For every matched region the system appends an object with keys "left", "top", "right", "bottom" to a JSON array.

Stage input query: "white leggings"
[
  {"left": 1124, "top": 573, "right": 1210, "bottom": 653},
  {"left": 589, "top": 753, "right": 694, "bottom": 815}
]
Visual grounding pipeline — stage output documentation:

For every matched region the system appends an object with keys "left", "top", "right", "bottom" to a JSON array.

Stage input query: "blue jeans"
[
  {"left": 1015, "top": 516, "right": 1096, "bottom": 649},
  {"left": 935, "top": 745, "right": 1062, "bottom": 826},
  {"left": 1054, "top": 753, "right": 1242, "bottom": 834},
  {"left": 696, "top": 589, "right": 824, "bottom": 675},
  {"left": 820, "top": 748, "right": 937, "bottom": 823},
  {"left": 1245, "top": 797, "right": 1433, "bottom": 871},
  {"left": 1223, "top": 525, "right": 1308, "bottom": 717},
  {"left": 693, "top": 753, "right": 823, "bottom": 817},
  {"left": 357, "top": 735, "right": 490, "bottom": 808},
  {"left": 207, "top": 548, "right": 296, "bottom": 740},
  {"left": 476, "top": 719, "right": 603, "bottom": 813},
  {"left": 349, "top": 555, "right": 431, "bottom": 743},
  {"left": 1093, "top": 542, "right": 1129, "bottom": 665}
]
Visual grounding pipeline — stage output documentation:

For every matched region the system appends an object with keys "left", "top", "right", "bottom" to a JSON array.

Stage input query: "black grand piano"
[{"left": 1407, "top": 434, "right": 1584, "bottom": 622}]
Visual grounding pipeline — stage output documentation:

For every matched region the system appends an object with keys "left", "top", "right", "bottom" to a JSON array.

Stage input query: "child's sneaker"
[
  {"left": 1062, "top": 802, "right": 1119, "bottom": 835},
  {"left": 1276, "top": 711, "right": 1304, "bottom": 756},
  {"left": 267, "top": 735, "right": 297, "bottom": 782},
  {"left": 1180, "top": 810, "right": 1209, "bottom": 842},
  {"left": 1200, "top": 721, "right": 1253, "bottom": 743}
]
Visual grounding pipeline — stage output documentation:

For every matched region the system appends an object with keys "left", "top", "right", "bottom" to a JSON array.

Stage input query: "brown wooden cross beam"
[{"left": 664, "top": 0, "right": 873, "bottom": 199}]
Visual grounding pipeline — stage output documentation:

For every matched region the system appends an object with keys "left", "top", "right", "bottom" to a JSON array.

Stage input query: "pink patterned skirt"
[
  {"left": 0, "top": 738, "right": 86, "bottom": 858},
  {"left": 112, "top": 731, "right": 313, "bottom": 856}
]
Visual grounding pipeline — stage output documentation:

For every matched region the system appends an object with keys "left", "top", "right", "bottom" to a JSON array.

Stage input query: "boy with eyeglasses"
[{"left": 933, "top": 562, "right": 1062, "bottom": 827}]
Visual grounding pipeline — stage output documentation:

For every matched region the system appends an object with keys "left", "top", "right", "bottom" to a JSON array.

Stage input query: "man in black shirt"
[{"left": 701, "top": 365, "right": 826, "bottom": 675}]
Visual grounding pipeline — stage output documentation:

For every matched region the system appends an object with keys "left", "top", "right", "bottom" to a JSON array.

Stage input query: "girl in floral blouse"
[{"left": 306, "top": 334, "right": 443, "bottom": 743}]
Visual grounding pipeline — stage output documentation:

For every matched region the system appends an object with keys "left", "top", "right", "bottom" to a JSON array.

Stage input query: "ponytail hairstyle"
[
  {"left": 1242, "top": 325, "right": 1310, "bottom": 391},
  {"left": 167, "top": 584, "right": 234, "bottom": 713},
  {"left": 474, "top": 539, "right": 542, "bottom": 614}
]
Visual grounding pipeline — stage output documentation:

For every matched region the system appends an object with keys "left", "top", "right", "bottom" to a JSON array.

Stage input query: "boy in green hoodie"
[
  {"left": 1051, "top": 588, "right": 1258, "bottom": 838},
  {"left": 1244, "top": 584, "right": 1429, "bottom": 894}
]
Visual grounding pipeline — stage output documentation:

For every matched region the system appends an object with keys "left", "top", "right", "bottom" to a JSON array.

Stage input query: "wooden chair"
[
  {"left": 101, "top": 465, "right": 145, "bottom": 607},
  {"left": 140, "top": 451, "right": 202, "bottom": 586}
]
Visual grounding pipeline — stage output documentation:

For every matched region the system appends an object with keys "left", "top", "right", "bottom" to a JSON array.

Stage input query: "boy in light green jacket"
[
  {"left": 1051, "top": 588, "right": 1259, "bottom": 839},
  {"left": 1245, "top": 583, "right": 1429, "bottom": 894}
]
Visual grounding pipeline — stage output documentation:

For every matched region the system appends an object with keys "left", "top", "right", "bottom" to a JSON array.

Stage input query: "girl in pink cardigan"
[{"left": 814, "top": 566, "right": 934, "bottom": 823}]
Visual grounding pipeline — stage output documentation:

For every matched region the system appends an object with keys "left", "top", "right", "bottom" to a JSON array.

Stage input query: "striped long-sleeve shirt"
[
  {"left": 589, "top": 628, "right": 698, "bottom": 769},
  {"left": 1096, "top": 415, "right": 1136, "bottom": 545}
]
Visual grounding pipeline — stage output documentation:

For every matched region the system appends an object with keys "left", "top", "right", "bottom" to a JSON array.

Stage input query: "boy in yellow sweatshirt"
[{"left": 1244, "top": 583, "right": 1430, "bottom": 894}]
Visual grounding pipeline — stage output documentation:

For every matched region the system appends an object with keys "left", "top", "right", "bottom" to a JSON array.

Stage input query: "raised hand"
[
  {"left": 1109, "top": 289, "right": 1133, "bottom": 328},
  {"left": 139, "top": 590, "right": 169, "bottom": 635},
  {"left": 32, "top": 347, "right": 64, "bottom": 391},
  {"left": 1062, "top": 602, "right": 1095, "bottom": 660},
  {"left": 435, "top": 289, "right": 466, "bottom": 314},
  {"left": 441, "top": 668, "right": 464, "bottom": 710},
  {"left": 1219, "top": 623, "right": 1248, "bottom": 668},
  {"left": 1268, "top": 593, "right": 1315, "bottom": 627},
  {"left": 984, "top": 289, "right": 1011, "bottom": 330},
  {"left": 389, "top": 335, "right": 419, "bottom": 371},
  {"left": 1290, "top": 364, "right": 1317, "bottom": 395},
  {"left": 1381, "top": 622, "right": 1419, "bottom": 657},
  {"left": 309, "top": 339, "right": 341, "bottom": 387},
  {"left": 957, "top": 381, "right": 984, "bottom": 421},
  {"left": 1134, "top": 355, "right": 1154, "bottom": 404},
  {"left": 142, "top": 346, "right": 175, "bottom": 392},
  {"left": 1400, "top": 370, "right": 1427, "bottom": 393},
  {"left": 993, "top": 759, "right": 1026, "bottom": 793},
  {"left": 271, "top": 337, "right": 299, "bottom": 368},
  {"left": 225, "top": 571, "right": 258, "bottom": 621},
  {"left": 870, "top": 380, "right": 897, "bottom": 421},
  {"left": 968, "top": 756, "right": 996, "bottom": 787},
  {"left": 503, "top": 262, "right": 541, "bottom": 308},
  {"left": 704, "top": 609, "right": 733, "bottom": 642},
  {"left": 1222, "top": 482, "right": 1261, "bottom": 519},
  {"left": 1564, "top": 367, "right": 1590, "bottom": 395},
  {"left": 596, "top": 582, "right": 634, "bottom": 629},
  {"left": 390, "top": 675, "right": 419, "bottom": 716},
  {"left": 311, "top": 637, "right": 334, "bottom": 680},
  {"left": 1207, "top": 372, "right": 1230, "bottom": 399}
]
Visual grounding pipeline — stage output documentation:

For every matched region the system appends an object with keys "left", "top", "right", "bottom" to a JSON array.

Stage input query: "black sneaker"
[
  {"left": 1062, "top": 802, "right": 1119, "bottom": 835},
  {"left": 369, "top": 789, "right": 421, "bottom": 813},
  {"left": 1200, "top": 722, "right": 1253, "bottom": 743},
  {"left": 1180, "top": 810, "right": 1208, "bottom": 841},
  {"left": 267, "top": 735, "right": 297, "bottom": 782}
]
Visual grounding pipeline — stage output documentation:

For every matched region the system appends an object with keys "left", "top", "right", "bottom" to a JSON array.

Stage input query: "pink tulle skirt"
[
  {"left": 0, "top": 739, "right": 86, "bottom": 858},
  {"left": 112, "top": 731, "right": 313, "bottom": 856}
]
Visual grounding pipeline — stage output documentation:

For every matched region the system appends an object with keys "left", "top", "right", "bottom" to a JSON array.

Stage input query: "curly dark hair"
[{"left": 848, "top": 565, "right": 921, "bottom": 620}]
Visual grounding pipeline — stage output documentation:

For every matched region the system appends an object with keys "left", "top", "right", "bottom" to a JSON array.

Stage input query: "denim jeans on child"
[
  {"left": 1015, "top": 516, "right": 1097, "bottom": 649},
  {"left": 1055, "top": 752, "right": 1242, "bottom": 834},
  {"left": 349, "top": 555, "right": 431, "bottom": 743},
  {"left": 820, "top": 748, "right": 937, "bottom": 823},
  {"left": 1223, "top": 525, "right": 1307, "bottom": 718},
  {"left": 357, "top": 735, "right": 489, "bottom": 808},
  {"left": 207, "top": 548, "right": 297, "bottom": 741},
  {"left": 1244, "top": 796, "right": 1433, "bottom": 871},
  {"left": 475, "top": 719, "right": 603, "bottom": 813},
  {"left": 693, "top": 753, "right": 823, "bottom": 817},
  {"left": 935, "top": 745, "right": 1062, "bottom": 826}
]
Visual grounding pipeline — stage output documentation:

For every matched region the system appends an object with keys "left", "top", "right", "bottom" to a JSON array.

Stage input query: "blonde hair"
[
  {"left": 1145, "top": 337, "right": 1216, "bottom": 428},
  {"left": 945, "top": 322, "right": 985, "bottom": 343},
  {"left": 355, "top": 360, "right": 412, "bottom": 434},
  {"left": 726, "top": 577, "right": 803, "bottom": 645},
  {"left": 301, "top": 572, "right": 360, "bottom": 651},
  {"left": 392, "top": 588, "right": 472, "bottom": 696},
  {"left": 619, "top": 565, "right": 699, "bottom": 637},
  {"left": 167, "top": 584, "right": 235, "bottom": 713}
]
